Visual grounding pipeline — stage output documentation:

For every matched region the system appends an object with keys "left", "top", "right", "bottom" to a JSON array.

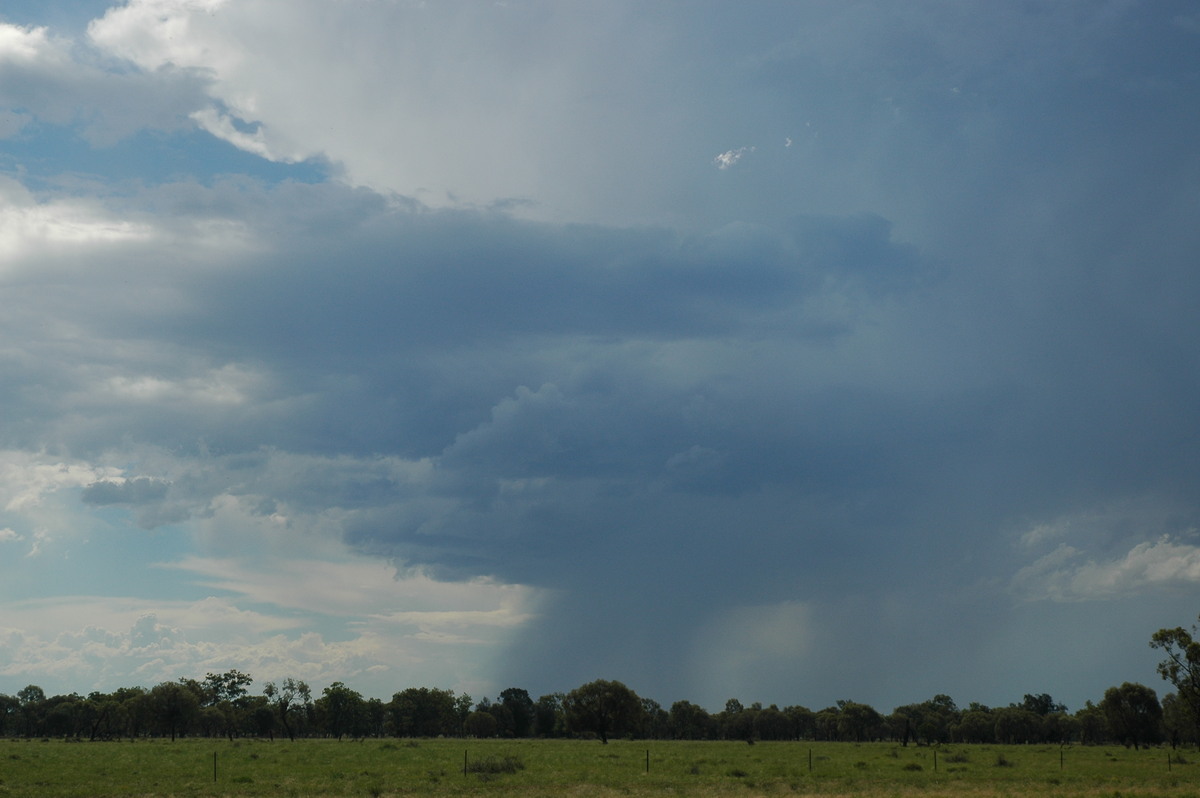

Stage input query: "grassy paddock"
[{"left": 0, "top": 737, "right": 1197, "bottom": 797}]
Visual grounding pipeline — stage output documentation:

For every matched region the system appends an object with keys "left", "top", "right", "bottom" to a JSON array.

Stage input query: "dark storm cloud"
[{"left": 7, "top": 0, "right": 1200, "bottom": 711}]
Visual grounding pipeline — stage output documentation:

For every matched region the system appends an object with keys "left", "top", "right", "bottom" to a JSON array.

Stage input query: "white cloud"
[
  {"left": 0, "top": 178, "right": 156, "bottom": 263},
  {"left": 0, "top": 20, "right": 207, "bottom": 147},
  {"left": 1013, "top": 535, "right": 1200, "bottom": 601},
  {"left": 713, "top": 146, "right": 753, "bottom": 170},
  {"left": 0, "top": 527, "right": 22, "bottom": 542},
  {"left": 92, "top": 365, "right": 263, "bottom": 407},
  {"left": 0, "top": 450, "right": 120, "bottom": 512},
  {"left": 0, "top": 552, "right": 541, "bottom": 696},
  {"left": 164, "top": 554, "right": 542, "bottom": 626},
  {"left": 189, "top": 106, "right": 290, "bottom": 162},
  {"left": 84, "top": 1, "right": 707, "bottom": 223},
  {"left": 0, "top": 22, "right": 61, "bottom": 64}
]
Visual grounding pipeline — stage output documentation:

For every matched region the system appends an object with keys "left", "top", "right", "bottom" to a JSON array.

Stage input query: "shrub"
[{"left": 465, "top": 755, "right": 524, "bottom": 778}]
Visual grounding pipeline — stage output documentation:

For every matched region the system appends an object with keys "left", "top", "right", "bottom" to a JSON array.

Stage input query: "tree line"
[{"left": 3, "top": 617, "right": 1200, "bottom": 748}]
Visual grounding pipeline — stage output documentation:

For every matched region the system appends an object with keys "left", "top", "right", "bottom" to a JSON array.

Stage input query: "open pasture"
[{"left": 0, "top": 738, "right": 1196, "bottom": 797}]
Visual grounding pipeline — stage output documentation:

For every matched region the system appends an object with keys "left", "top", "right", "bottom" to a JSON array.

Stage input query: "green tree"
[
  {"left": 0, "top": 693, "right": 20, "bottom": 736},
  {"left": 720, "top": 698, "right": 755, "bottom": 742},
  {"left": 837, "top": 700, "right": 882, "bottom": 742},
  {"left": 202, "top": 670, "right": 253, "bottom": 739},
  {"left": 316, "top": 682, "right": 364, "bottom": 740},
  {"left": 1100, "top": 682, "right": 1162, "bottom": 749},
  {"left": 498, "top": 688, "right": 535, "bottom": 737},
  {"left": 1075, "top": 700, "right": 1108, "bottom": 745},
  {"left": 1151, "top": 618, "right": 1200, "bottom": 742},
  {"left": 955, "top": 707, "right": 995, "bottom": 743},
  {"left": 149, "top": 682, "right": 200, "bottom": 741},
  {"left": 1020, "top": 693, "right": 1067, "bottom": 716},
  {"left": 784, "top": 705, "right": 815, "bottom": 740},
  {"left": 563, "top": 679, "right": 643, "bottom": 743},
  {"left": 814, "top": 707, "right": 840, "bottom": 740},
  {"left": 754, "top": 705, "right": 792, "bottom": 741},
  {"left": 464, "top": 709, "right": 498, "bottom": 737},
  {"left": 534, "top": 693, "right": 566, "bottom": 737},
  {"left": 388, "top": 687, "right": 457, "bottom": 737},
  {"left": 454, "top": 693, "right": 473, "bottom": 737},
  {"left": 114, "top": 686, "right": 150, "bottom": 740},
  {"left": 639, "top": 697, "right": 670, "bottom": 739},
  {"left": 1161, "top": 692, "right": 1193, "bottom": 748},
  {"left": 263, "top": 678, "right": 311, "bottom": 741},
  {"left": 669, "top": 700, "right": 714, "bottom": 740},
  {"left": 992, "top": 706, "right": 1040, "bottom": 744},
  {"left": 17, "top": 685, "right": 46, "bottom": 737}
]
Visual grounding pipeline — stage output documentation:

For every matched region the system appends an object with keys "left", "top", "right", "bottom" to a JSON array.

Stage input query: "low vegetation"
[{"left": 0, "top": 738, "right": 1196, "bottom": 797}]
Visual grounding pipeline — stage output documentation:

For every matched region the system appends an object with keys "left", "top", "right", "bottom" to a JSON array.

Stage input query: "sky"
[{"left": 2, "top": 0, "right": 1199, "bottom": 715}]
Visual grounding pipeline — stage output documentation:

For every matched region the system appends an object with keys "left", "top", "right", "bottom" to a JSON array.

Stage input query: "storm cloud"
[{"left": 2, "top": 0, "right": 1199, "bottom": 710}]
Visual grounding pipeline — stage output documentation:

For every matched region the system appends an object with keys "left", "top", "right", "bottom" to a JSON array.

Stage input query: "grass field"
[{"left": 1, "top": 737, "right": 1197, "bottom": 797}]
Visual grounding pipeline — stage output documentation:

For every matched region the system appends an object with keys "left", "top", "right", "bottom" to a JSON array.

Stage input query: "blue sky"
[{"left": 2, "top": 0, "right": 1200, "bottom": 714}]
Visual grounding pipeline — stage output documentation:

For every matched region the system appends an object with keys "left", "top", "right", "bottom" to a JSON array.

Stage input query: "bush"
[{"left": 465, "top": 755, "right": 524, "bottom": 778}]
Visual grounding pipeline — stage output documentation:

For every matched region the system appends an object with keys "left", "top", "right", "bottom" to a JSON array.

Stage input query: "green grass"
[{"left": 0, "top": 738, "right": 1197, "bottom": 797}]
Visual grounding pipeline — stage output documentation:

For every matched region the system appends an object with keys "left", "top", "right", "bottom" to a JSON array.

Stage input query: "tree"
[
  {"left": 114, "top": 686, "right": 150, "bottom": 740},
  {"left": 316, "top": 682, "right": 364, "bottom": 740},
  {"left": 1100, "top": 682, "right": 1162, "bottom": 749},
  {"left": 498, "top": 687, "right": 536, "bottom": 737},
  {"left": 955, "top": 708, "right": 995, "bottom": 744},
  {"left": 784, "top": 705, "right": 815, "bottom": 740},
  {"left": 454, "top": 693, "right": 474, "bottom": 737},
  {"left": 754, "top": 705, "right": 792, "bottom": 741},
  {"left": 563, "top": 679, "right": 643, "bottom": 743},
  {"left": 0, "top": 693, "right": 20, "bottom": 737},
  {"left": 17, "top": 685, "right": 46, "bottom": 737},
  {"left": 388, "top": 687, "right": 457, "bottom": 737},
  {"left": 149, "top": 682, "right": 200, "bottom": 741},
  {"left": 639, "top": 697, "right": 670, "bottom": 739},
  {"left": 992, "top": 706, "right": 1040, "bottom": 744},
  {"left": 720, "top": 698, "right": 755, "bottom": 742},
  {"left": 534, "top": 693, "right": 565, "bottom": 737},
  {"left": 837, "top": 700, "right": 882, "bottom": 742},
  {"left": 1075, "top": 700, "right": 1108, "bottom": 745},
  {"left": 263, "top": 678, "right": 311, "bottom": 741},
  {"left": 464, "top": 710, "right": 498, "bottom": 738},
  {"left": 1151, "top": 618, "right": 1200, "bottom": 742},
  {"left": 1161, "top": 692, "right": 1192, "bottom": 748},
  {"left": 202, "top": 670, "right": 254, "bottom": 740},
  {"left": 669, "top": 700, "right": 714, "bottom": 740},
  {"left": 1019, "top": 693, "right": 1067, "bottom": 716}
]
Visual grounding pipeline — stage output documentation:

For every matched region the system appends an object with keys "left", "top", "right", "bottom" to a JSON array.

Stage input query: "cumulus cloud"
[
  {"left": 0, "top": 20, "right": 208, "bottom": 146},
  {"left": 1015, "top": 536, "right": 1200, "bottom": 602}
]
